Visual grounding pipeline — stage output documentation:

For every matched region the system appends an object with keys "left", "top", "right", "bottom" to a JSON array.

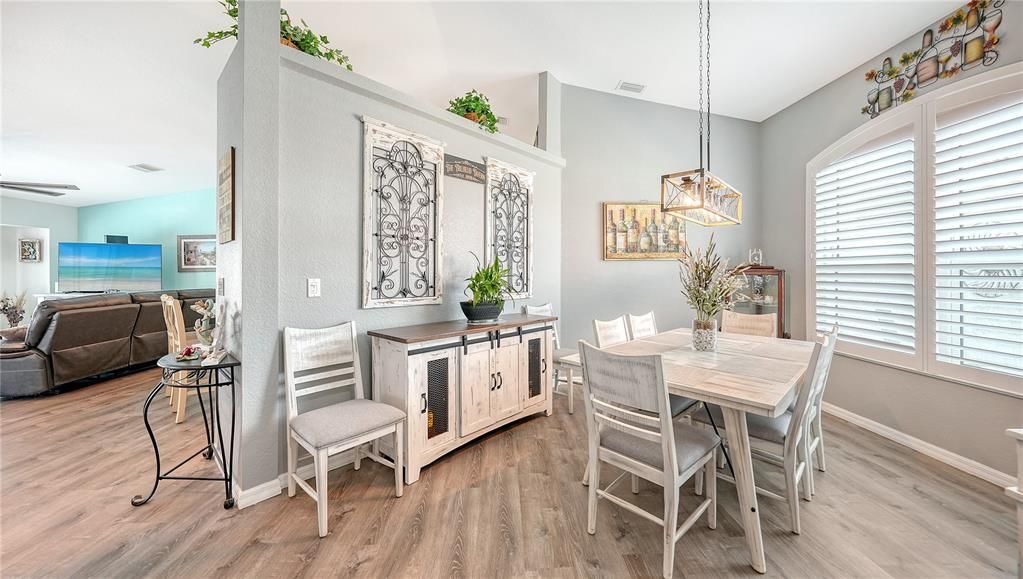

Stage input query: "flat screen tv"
[{"left": 58, "top": 242, "right": 162, "bottom": 292}]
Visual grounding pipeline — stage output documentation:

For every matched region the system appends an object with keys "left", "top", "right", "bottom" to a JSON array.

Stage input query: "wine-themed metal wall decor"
[
  {"left": 362, "top": 117, "right": 445, "bottom": 308},
  {"left": 602, "top": 202, "right": 687, "bottom": 261},
  {"left": 485, "top": 158, "right": 534, "bottom": 298},
  {"left": 861, "top": 0, "right": 1005, "bottom": 118}
]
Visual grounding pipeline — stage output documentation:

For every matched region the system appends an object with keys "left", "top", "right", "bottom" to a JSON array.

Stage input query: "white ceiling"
[{"left": 1, "top": 1, "right": 960, "bottom": 207}]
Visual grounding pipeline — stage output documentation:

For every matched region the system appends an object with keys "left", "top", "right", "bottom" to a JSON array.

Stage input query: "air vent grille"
[{"left": 616, "top": 81, "right": 646, "bottom": 94}]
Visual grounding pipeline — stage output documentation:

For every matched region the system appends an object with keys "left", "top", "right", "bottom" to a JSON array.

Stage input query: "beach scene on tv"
[{"left": 58, "top": 242, "right": 163, "bottom": 292}]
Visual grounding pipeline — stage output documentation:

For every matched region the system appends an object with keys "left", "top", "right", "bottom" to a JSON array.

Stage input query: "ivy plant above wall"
[
  {"left": 448, "top": 90, "right": 500, "bottom": 134},
  {"left": 194, "top": 0, "right": 354, "bottom": 71}
]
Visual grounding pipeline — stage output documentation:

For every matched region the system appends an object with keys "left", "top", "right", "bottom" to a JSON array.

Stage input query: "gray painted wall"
[
  {"left": 559, "top": 85, "right": 761, "bottom": 348},
  {"left": 0, "top": 196, "right": 78, "bottom": 291},
  {"left": 275, "top": 54, "right": 563, "bottom": 474},
  {"left": 758, "top": 8, "right": 1023, "bottom": 475}
]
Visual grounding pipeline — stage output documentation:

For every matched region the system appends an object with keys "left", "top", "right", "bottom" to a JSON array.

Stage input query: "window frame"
[{"left": 805, "top": 62, "right": 1023, "bottom": 396}]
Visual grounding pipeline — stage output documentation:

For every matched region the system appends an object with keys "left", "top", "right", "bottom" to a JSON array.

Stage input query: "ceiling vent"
[
  {"left": 128, "top": 163, "right": 163, "bottom": 173},
  {"left": 616, "top": 81, "right": 646, "bottom": 94}
]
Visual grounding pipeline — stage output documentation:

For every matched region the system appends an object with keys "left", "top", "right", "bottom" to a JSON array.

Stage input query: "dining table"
[{"left": 558, "top": 327, "right": 816, "bottom": 574}]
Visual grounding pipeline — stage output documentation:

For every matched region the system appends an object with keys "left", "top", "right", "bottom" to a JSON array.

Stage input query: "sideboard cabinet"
[{"left": 369, "top": 314, "right": 555, "bottom": 484}]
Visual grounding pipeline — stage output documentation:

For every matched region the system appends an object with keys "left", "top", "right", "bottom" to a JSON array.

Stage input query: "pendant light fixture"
[{"left": 660, "top": 0, "right": 742, "bottom": 226}]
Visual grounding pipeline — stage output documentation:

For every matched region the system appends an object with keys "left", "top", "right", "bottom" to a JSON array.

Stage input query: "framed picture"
[
  {"left": 18, "top": 239, "right": 42, "bottom": 263},
  {"left": 177, "top": 235, "right": 217, "bottom": 272},
  {"left": 602, "top": 202, "right": 687, "bottom": 261},
  {"left": 217, "top": 146, "right": 235, "bottom": 244}
]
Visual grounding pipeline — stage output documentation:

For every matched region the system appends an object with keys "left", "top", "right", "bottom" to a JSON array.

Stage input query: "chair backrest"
[
  {"left": 721, "top": 310, "right": 777, "bottom": 338},
  {"left": 809, "top": 325, "right": 839, "bottom": 412},
  {"left": 627, "top": 311, "right": 658, "bottom": 340},
  {"left": 282, "top": 322, "right": 365, "bottom": 424},
  {"left": 783, "top": 334, "right": 834, "bottom": 457},
  {"left": 593, "top": 316, "right": 630, "bottom": 348},
  {"left": 160, "top": 294, "right": 188, "bottom": 354},
  {"left": 524, "top": 302, "right": 559, "bottom": 348},
  {"left": 578, "top": 340, "right": 677, "bottom": 477}
]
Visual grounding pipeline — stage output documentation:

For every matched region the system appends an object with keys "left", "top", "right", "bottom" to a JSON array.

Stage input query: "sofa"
[{"left": 0, "top": 289, "right": 214, "bottom": 398}]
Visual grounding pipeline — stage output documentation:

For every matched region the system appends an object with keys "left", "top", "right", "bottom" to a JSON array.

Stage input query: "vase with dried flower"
[
  {"left": 678, "top": 235, "right": 749, "bottom": 352},
  {"left": 0, "top": 292, "right": 27, "bottom": 329}
]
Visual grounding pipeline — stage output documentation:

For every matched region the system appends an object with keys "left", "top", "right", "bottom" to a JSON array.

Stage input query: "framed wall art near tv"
[
  {"left": 602, "top": 202, "right": 687, "bottom": 261},
  {"left": 177, "top": 235, "right": 217, "bottom": 272},
  {"left": 18, "top": 239, "right": 42, "bottom": 263}
]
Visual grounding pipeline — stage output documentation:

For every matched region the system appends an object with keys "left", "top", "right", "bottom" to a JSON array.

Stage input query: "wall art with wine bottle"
[
  {"left": 602, "top": 202, "right": 687, "bottom": 261},
  {"left": 861, "top": 0, "right": 1006, "bottom": 119}
]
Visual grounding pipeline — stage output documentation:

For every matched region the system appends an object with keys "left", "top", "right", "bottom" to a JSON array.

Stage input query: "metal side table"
[{"left": 132, "top": 353, "right": 240, "bottom": 509}]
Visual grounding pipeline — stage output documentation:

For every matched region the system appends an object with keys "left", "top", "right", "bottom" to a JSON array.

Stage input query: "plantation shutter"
[
  {"left": 814, "top": 129, "right": 916, "bottom": 354},
  {"left": 933, "top": 91, "right": 1023, "bottom": 378}
]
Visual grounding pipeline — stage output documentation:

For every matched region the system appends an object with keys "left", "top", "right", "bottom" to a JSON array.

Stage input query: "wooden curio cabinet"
[{"left": 733, "top": 266, "right": 789, "bottom": 338}]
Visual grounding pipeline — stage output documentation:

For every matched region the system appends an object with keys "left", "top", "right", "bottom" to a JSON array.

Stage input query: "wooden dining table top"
[{"left": 558, "top": 328, "right": 816, "bottom": 418}]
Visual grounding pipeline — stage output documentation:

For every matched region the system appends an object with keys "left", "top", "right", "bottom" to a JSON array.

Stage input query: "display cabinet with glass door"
[{"left": 733, "top": 266, "right": 788, "bottom": 338}]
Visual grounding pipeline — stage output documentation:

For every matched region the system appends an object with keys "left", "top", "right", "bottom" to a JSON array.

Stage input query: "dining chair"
[
  {"left": 283, "top": 322, "right": 405, "bottom": 537},
  {"left": 806, "top": 325, "right": 839, "bottom": 495},
  {"left": 579, "top": 340, "right": 719, "bottom": 579},
  {"left": 161, "top": 294, "right": 196, "bottom": 424},
  {"left": 721, "top": 310, "right": 778, "bottom": 338},
  {"left": 627, "top": 311, "right": 658, "bottom": 340},
  {"left": 584, "top": 314, "right": 701, "bottom": 489},
  {"left": 693, "top": 331, "right": 835, "bottom": 535},
  {"left": 592, "top": 316, "right": 630, "bottom": 348},
  {"left": 524, "top": 303, "right": 579, "bottom": 414}
]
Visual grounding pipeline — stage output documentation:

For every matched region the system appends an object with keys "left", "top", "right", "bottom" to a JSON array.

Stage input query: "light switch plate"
[
  {"left": 307, "top": 278, "right": 321, "bottom": 298},
  {"left": 217, "top": 277, "right": 225, "bottom": 296}
]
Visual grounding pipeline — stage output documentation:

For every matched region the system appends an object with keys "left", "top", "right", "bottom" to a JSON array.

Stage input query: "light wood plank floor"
[{"left": 1, "top": 368, "right": 1016, "bottom": 578}]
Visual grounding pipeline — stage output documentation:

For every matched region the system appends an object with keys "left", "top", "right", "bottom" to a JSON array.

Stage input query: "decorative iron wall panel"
[
  {"left": 362, "top": 117, "right": 445, "bottom": 308},
  {"left": 485, "top": 158, "right": 534, "bottom": 299}
]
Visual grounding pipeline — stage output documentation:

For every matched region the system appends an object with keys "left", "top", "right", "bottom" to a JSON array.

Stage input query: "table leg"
[
  {"left": 131, "top": 380, "right": 165, "bottom": 506},
  {"left": 214, "top": 376, "right": 235, "bottom": 509},
  {"left": 721, "top": 407, "right": 766, "bottom": 574}
]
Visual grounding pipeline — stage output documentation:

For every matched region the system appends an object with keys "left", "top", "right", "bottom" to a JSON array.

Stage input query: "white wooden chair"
[
  {"left": 593, "top": 316, "right": 630, "bottom": 348},
  {"left": 805, "top": 325, "right": 839, "bottom": 495},
  {"left": 524, "top": 303, "right": 579, "bottom": 414},
  {"left": 626, "top": 311, "right": 658, "bottom": 340},
  {"left": 579, "top": 340, "right": 719, "bottom": 579},
  {"left": 693, "top": 328, "right": 836, "bottom": 534},
  {"left": 161, "top": 294, "right": 196, "bottom": 424},
  {"left": 721, "top": 310, "right": 778, "bottom": 338},
  {"left": 283, "top": 322, "right": 405, "bottom": 538}
]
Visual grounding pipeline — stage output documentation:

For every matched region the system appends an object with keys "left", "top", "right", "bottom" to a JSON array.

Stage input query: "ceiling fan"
[{"left": 0, "top": 180, "right": 79, "bottom": 197}]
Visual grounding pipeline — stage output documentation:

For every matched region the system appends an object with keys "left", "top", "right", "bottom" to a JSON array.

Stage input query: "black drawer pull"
[{"left": 420, "top": 393, "right": 427, "bottom": 413}]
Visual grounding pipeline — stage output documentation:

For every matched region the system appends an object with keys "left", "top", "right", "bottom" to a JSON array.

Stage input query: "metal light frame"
[
  {"left": 661, "top": 168, "right": 742, "bottom": 226},
  {"left": 661, "top": 0, "right": 743, "bottom": 227}
]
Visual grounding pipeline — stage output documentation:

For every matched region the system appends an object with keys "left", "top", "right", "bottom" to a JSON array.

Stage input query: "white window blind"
[
  {"left": 814, "top": 133, "right": 916, "bottom": 354},
  {"left": 933, "top": 93, "right": 1023, "bottom": 378}
]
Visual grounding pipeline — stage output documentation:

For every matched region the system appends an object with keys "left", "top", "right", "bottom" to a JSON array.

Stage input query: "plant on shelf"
[
  {"left": 678, "top": 234, "right": 749, "bottom": 351},
  {"left": 0, "top": 292, "right": 27, "bottom": 329},
  {"left": 461, "top": 252, "right": 513, "bottom": 324},
  {"left": 447, "top": 90, "right": 499, "bottom": 134},
  {"left": 194, "top": 0, "right": 353, "bottom": 71}
]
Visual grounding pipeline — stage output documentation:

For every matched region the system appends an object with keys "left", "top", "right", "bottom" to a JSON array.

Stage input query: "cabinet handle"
[
  {"left": 490, "top": 373, "right": 496, "bottom": 391},
  {"left": 541, "top": 359, "right": 547, "bottom": 374},
  {"left": 420, "top": 393, "right": 427, "bottom": 413},
  {"left": 497, "top": 372, "right": 503, "bottom": 389}
]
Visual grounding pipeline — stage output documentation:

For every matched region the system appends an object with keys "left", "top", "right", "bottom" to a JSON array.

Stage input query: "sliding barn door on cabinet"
[
  {"left": 459, "top": 342, "right": 493, "bottom": 436},
  {"left": 492, "top": 337, "right": 523, "bottom": 421},
  {"left": 522, "top": 334, "right": 547, "bottom": 408}
]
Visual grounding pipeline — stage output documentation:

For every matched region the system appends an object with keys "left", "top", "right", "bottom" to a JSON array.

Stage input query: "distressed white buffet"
[{"left": 369, "top": 313, "right": 556, "bottom": 484}]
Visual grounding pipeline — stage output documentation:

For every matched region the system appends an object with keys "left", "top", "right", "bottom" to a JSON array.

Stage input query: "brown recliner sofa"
[{"left": 0, "top": 289, "right": 213, "bottom": 398}]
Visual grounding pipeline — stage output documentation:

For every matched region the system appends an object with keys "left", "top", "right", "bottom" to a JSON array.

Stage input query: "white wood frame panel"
[{"left": 485, "top": 157, "right": 535, "bottom": 299}]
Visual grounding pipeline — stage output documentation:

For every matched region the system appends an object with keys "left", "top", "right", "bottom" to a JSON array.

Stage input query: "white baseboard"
[
  {"left": 234, "top": 448, "right": 357, "bottom": 509},
  {"left": 822, "top": 402, "right": 1014, "bottom": 488}
]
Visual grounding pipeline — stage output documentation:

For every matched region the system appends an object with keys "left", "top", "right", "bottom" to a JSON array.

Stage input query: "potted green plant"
[
  {"left": 678, "top": 234, "right": 749, "bottom": 351},
  {"left": 194, "top": 0, "right": 353, "bottom": 71},
  {"left": 447, "top": 90, "right": 499, "bottom": 134},
  {"left": 461, "top": 253, "right": 512, "bottom": 324}
]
